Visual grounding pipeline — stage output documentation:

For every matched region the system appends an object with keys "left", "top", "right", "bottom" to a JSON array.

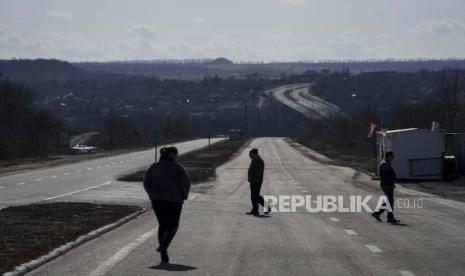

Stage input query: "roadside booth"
[{"left": 376, "top": 128, "right": 445, "bottom": 180}]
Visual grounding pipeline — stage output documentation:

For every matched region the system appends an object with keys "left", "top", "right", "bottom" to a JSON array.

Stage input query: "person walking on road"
[
  {"left": 143, "top": 146, "right": 191, "bottom": 263},
  {"left": 246, "top": 148, "right": 270, "bottom": 216},
  {"left": 372, "top": 151, "right": 400, "bottom": 224}
]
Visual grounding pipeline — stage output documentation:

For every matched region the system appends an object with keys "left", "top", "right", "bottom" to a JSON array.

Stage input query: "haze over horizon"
[{"left": 1, "top": 0, "right": 465, "bottom": 62}]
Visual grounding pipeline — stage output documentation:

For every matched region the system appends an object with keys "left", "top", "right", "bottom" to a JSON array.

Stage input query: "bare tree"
[{"left": 435, "top": 68, "right": 465, "bottom": 131}]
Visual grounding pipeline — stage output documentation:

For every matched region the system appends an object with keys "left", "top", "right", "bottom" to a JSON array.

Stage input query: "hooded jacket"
[{"left": 143, "top": 156, "right": 191, "bottom": 203}]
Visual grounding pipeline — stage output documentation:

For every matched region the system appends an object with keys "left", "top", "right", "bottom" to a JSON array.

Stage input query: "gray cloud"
[
  {"left": 418, "top": 18, "right": 465, "bottom": 34},
  {"left": 129, "top": 25, "right": 157, "bottom": 40},
  {"left": 46, "top": 10, "right": 75, "bottom": 20},
  {"left": 329, "top": 33, "right": 365, "bottom": 59},
  {"left": 278, "top": 0, "right": 306, "bottom": 6}
]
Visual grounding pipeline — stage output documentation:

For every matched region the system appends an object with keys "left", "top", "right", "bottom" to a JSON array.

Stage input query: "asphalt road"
[
  {"left": 269, "top": 83, "right": 345, "bottom": 119},
  {"left": 28, "top": 137, "right": 465, "bottom": 276},
  {"left": 0, "top": 138, "right": 222, "bottom": 209}
]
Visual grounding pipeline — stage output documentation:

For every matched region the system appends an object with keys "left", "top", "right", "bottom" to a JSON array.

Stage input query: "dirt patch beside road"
[
  {"left": 0, "top": 202, "right": 142, "bottom": 275},
  {"left": 117, "top": 139, "right": 250, "bottom": 184}
]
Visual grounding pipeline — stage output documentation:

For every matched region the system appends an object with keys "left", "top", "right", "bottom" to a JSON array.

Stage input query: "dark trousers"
[
  {"left": 375, "top": 186, "right": 394, "bottom": 219},
  {"left": 250, "top": 181, "right": 265, "bottom": 212},
  {"left": 151, "top": 200, "right": 182, "bottom": 250}
]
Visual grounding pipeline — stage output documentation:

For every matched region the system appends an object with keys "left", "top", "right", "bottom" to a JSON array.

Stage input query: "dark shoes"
[
  {"left": 372, "top": 213, "right": 401, "bottom": 224},
  {"left": 246, "top": 210, "right": 259, "bottom": 216},
  {"left": 160, "top": 249, "right": 169, "bottom": 263},
  {"left": 264, "top": 207, "right": 272, "bottom": 215},
  {"left": 371, "top": 212, "right": 382, "bottom": 222}
]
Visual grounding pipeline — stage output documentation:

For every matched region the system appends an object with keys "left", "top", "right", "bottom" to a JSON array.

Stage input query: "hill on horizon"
[{"left": 0, "top": 59, "right": 86, "bottom": 81}]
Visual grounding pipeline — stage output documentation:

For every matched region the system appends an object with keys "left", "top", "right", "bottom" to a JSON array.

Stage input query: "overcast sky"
[{"left": 1, "top": 0, "right": 465, "bottom": 62}]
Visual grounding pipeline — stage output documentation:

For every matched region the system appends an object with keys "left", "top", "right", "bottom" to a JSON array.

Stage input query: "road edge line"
[{"left": 3, "top": 207, "right": 148, "bottom": 276}]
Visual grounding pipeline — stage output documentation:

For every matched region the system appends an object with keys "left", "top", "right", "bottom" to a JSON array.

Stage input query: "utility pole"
[
  {"left": 244, "top": 97, "right": 248, "bottom": 133},
  {"left": 153, "top": 130, "right": 159, "bottom": 162},
  {"left": 256, "top": 107, "right": 261, "bottom": 133}
]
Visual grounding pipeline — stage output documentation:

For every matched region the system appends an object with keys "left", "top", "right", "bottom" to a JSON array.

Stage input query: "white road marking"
[
  {"left": 43, "top": 181, "right": 112, "bottom": 201},
  {"left": 399, "top": 270, "right": 415, "bottom": 276},
  {"left": 35, "top": 178, "right": 43, "bottom": 182},
  {"left": 344, "top": 229, "right": 357, "bottom": 235},
  {"left": 330, "top": 217, "right": 340, "bottom": 222},
  {"left": 105, "top": 164, "right": 109, "bottom": 167},
  {"left": 87, "top": 229, "right": 157, "bottom": 276},
  {"left": 365, "top": 244, "right": 383, "bottom": 253},
  {"left": 87, "top": 168, "right": 93, "bottom": 170},
  {"left": 17, "top": 182, "right": 26, "bottom": 186},
  {"left": 97, "top": 166, "right": 101, "bottom": 169},
  {"left": 51, "top": 175, "right": 58, "bottom": 178},
  {"left": 0, "top": 186, "right": 5, "bottom": 189},
  {"left": 302, "top": 190, "right": 307, "bottom": 193},
  {"left": 112, "top": 162, "right": 117, "bottom": 165},
  {"left": 64, "top": 172, "right": 70, "bottom": 176},
  {"left": 77, "top": 170, "right": 82, "bottom": 173}
]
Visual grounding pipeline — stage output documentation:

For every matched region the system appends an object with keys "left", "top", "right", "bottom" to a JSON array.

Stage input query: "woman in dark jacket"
[{"left": 143, "top": 146, "right": 191, "bottom": 263}]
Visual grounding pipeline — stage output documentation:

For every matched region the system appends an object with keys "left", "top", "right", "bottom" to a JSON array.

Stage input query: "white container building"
[{"left": 376, "top": 128, "right": 445, "bottom": 180}]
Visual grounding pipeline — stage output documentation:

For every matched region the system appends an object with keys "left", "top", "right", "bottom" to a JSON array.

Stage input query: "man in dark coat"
[
  {"left": 246, "top": 148, "right": 270, "bottom": 216},
  {"left": 372, "top": 151, "right": 400, "bottom": 224}
]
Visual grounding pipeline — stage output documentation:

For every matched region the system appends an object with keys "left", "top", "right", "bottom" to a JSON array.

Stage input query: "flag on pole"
[{"left": 367, "top": 122, "right": 377, "bottom": 138}]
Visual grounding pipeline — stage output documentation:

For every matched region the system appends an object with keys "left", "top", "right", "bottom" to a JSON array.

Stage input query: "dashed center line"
[
  {"left": 87, "top": 229, "right": 156, "bottom": 276},
  {"left": 0, "top": 186, "right": 5, "bottom": 189},
  {"left": 87, "top": 168, "right": 93, "bottom": 170},
  {"left": 302, "top": 190, "right": 307, "bottom": 193},
  {"left": 330, "top": 217, "right": 340, "bottom": 222},
  {"left": 35, "top": 178, "right": 43, "bottom": 182},
  {"left": 17, "top": 182, "right": 25, "bottom": 186},
  {"left": 365, "top": 244, "right": 383, "bottom": 253},
  {"left": 344, "top": 229, "right": 357, "bottom": 235},
  {"left": 51, "top": 175, "right": 58, "bottom": 178},
  {"left": 77, "top": 170, "right": 82, "bottom": 173},
  {"left": 63, "top": 172, "right": 70, "bottom": 176}
]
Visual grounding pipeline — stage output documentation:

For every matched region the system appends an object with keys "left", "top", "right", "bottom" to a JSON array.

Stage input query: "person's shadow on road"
[
  {"left": 253, "top": 214, "right": 271, "bottom": 218},
  {"left": 149, "top": 263, "right": 198, "bottom": 271},
  {"left": 390, "top": 223, "right": 409, "bottom": 227}
]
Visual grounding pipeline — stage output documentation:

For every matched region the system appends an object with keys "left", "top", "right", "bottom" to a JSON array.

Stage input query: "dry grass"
[{"left": 0, "top": 202, "right": 142, "bottom": 274}]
